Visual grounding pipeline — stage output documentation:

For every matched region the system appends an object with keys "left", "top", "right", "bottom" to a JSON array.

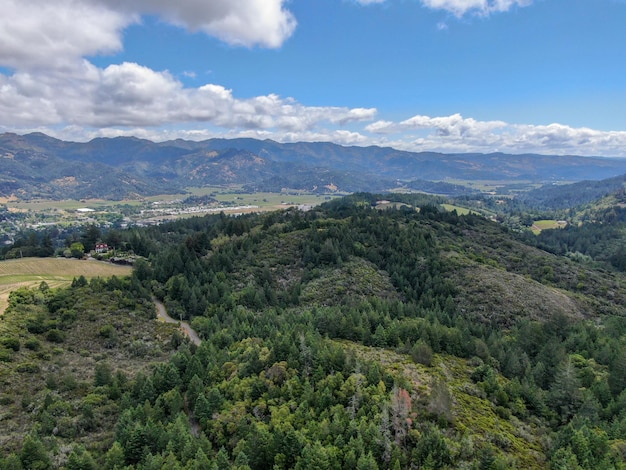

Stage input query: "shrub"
[
  {"left": 26, "top": 318, "right": 47, "bottom": 334},
  {"left": 24, "top": 338, "right": 41, "bottom": 351},
  {"left": 128, "top": 340, "right": 150, "bottom": 358},
  {"left": 94, "top": 362, "right": 113, "bottom": 387},
  {"left": 0, "top": 348, "right": 13, "bottom": 362},
  {"left": 411, "top": 340, "right": 434, "bottom": 366},
  {"left": 99, "top": 324, "right": 118, "bottom": 348},
  {"left": 1, "top": 337, "right": 20, "bottom": 351},
  {"left": 16, "top": 363, "right": 40, "bottom": 373},
  {"left": 56, "top": 416, "right": 77, "bottom": 438},
  {"left": 0, "top": 395, "right": 13, "bottom": 405},
  {"left": 46, "top": 375, "right": 58, "bottom": 390},
  {"left": 61, "top": 373, "right": 78, "bottom": 391},
  {"left": 99, "top": 324, "right": 116, "bottom": 338},
  {"left": 45, "top": 329, "right": 66, "bottom": 343}
]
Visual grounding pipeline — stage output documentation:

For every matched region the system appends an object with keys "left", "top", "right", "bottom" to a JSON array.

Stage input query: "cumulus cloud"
[
  {"left": 366, "top": 113, "right": 507, "bottom": 137},
  {"left": 6, "top": 101, "right": 626, "bottom": 156},
  {"left": 0, "top": 0, "right": 345, "bottom": 138},
  {"left": 102, "top": 0, "right": 297, "bottom": 48},
  {"left": 364, "top": 113, "right": 626, "bottom": 157},
  {"left": 0, "top": 0, "right": 295, "bottom": 72},
  {"left": 0, "top": 60, "right": 376, "bottom": 133},
  {"left": 0, "top": 0, "right": 131, "bottom": 70}
]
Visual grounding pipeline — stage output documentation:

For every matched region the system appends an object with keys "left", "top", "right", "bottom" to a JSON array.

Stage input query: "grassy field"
[
  {"left": 531, "top": 219, "right": 567, "bottom": 234},
  {"left": 0, "top": 258, "right": 132, "bottom": 314},
  {"left": 187, "top": 186, "right": 338, "bottom": 206},
  {"left": 442, "top": 203, "right": 474, "bottom": 215}
]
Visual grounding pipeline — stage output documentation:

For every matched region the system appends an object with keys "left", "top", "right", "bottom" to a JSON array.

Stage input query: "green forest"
[{"left": 1, "top": 193, "right": 626, "bottom": 469}]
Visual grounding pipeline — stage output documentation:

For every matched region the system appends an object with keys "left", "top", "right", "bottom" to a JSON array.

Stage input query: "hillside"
[
  {"left": 520, "top": 174, "right": 626, "bottom": 210},
  {"left": 518, "top": 180, "right": 626, "bottom": 273},
  {"left": 3, "top": 132, "right": 626, "bottom": 199},
  {"left": 0, "top": 277, "right": 180, "bottom": 456},
  {"left": 1, "top": 194, "right": 625, "bottom": 468}
]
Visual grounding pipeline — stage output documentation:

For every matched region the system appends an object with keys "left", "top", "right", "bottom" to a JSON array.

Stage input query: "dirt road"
[{"left": 154, "top": 298, "right": 202, "bottom": 346}]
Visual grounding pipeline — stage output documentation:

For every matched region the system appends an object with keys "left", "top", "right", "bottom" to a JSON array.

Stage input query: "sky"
[{"left": 1, "top": 0, "right": 625, "bottom": 156}]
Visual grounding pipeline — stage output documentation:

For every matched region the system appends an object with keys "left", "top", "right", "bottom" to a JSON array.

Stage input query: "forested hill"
[
  {"left": 525, "top": 180, "right": 626, "bottom": 272},
  {"left": 4, "top": 132, "right": 626, "bottom": 199},
  {"left": 2, "top": 194, "right": 626, "bottom": 468},
  {"left": 520, "top": 174, "right": 626, "bottom": 210}
]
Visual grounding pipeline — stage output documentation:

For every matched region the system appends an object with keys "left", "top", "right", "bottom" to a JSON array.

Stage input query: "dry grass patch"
[{"left": 0, "top": 258, "right": 131, "bottom": 314}]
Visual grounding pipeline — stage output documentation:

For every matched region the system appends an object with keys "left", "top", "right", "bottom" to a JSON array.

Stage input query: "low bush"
[
  {"left": 24, "top": 338, "right": 41, "bottom": 351},
  {"left": 16, "top": 362, "right": 40, "bottom": 373},
  {"left": 1, "top": 337, "right": 20, "bottom": 352},
  {"left": 45, "top": 329, "right": 66, "bottom": 343},
  {"left": 0, "top": 348, "right": 13, "bottom": 362}
]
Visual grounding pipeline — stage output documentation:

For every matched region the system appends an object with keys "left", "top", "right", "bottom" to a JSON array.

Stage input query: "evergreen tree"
[
  {"left": 2, "top": 453, "right": 23, "bottom": 470},
  {"left": 104, "top": 442, "right": 126, "bottom": 470},
  {"left": 65, "top": 446, "right": 97, "bottom": 470},
  {"left": 356, "top": 451, "right": 379, "bottom": 470},
  {"left": 94, "top": 362, "right": 113, "bottom": 387},
  {"left": 190, "top": 448, "right": 212, "bottom": 470},
  {"left": 549, "top": 358, "right": 583, "bottom": 423},
  {"left": 295, "top": 442, "right": 330, "bottom": 470},
  {"left": 215, "top": 447, "right": 231, "bottom": 470},
  {"left": 20, "top": 434, "right": 51, "bottom": 470}
]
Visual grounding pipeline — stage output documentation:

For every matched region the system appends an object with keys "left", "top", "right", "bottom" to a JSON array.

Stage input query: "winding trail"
[
  {"left": 154, "top": 298, "right": 202, "bottom": 346},
  {"left": 153, "top": 298, "right": 202, "bottom": 437}
]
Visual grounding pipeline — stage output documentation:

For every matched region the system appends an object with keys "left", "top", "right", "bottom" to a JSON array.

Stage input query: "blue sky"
[{"left": 1, "top": 0, "right": 625, "bottom": 156}]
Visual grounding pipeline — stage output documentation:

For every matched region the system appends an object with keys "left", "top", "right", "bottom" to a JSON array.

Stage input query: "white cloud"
[
  {"left": 103, "top": 0, "right": 297, "bottom": 48},
  {"left": 6, "top": 94, "right": 626, "bottom": 156},
  {"left": 421, "top": 0, "right": 532, "bottom": 16},
  {"left": 367, "top": 113, "right": 507, "bottom": 137},
  {"left": 353, "top": 0, "right": 532, "bottom": 16},
  {"left": 354, "top": 0, "right": 387, "bottom": 5},
  {"left": 0, "top": 60, "right": 377, "bottom": 133},
  {"left": 364, "top": 113, "right": 626, "bottom": 157},
  {"left": 0, "top": 0, "right": 295, "bottom": 72},
  {"left": 0, "top": 0, "right": 131, "bottom": 70}
]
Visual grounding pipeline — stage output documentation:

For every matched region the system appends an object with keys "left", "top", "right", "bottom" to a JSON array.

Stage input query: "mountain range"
[{"left": 3, "top": 132, "right": 626, "bottom": 200}]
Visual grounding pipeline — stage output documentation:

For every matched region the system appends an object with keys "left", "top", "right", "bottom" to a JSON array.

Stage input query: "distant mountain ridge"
[{"left": 2, "top": 132, "right": 626, "bottom": 200}]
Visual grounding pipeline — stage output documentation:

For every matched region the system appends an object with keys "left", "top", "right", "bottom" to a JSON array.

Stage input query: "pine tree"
[
  {"left": 549, "top": 358, "right": 583, "bottom": 423},
  {"left": 191, "top": 448, "right": 212, "bottom": 470},
  {"left": 104, "top": 441, "right": 126, "bottom": 470},
  {"left": 187, "top": 374, "right": 205, "bottom": 411},
  {"left": 356, "top": 451, "right": 379, "bottom": 470},
  {"left": 2, "top": 453, "right": 23, "bottom": 470},
  {"left": 215, "top": 447, "right": 231, "bottom": 470},
  {"left": 295, "top": 442, "right": 330, "bottom": 470},
  {"left": 65, "top": 446, "right": 97, "bottom": 470},
  {"left": 20, "top": 434, "right": 51, "bottom": 470},
  {"left": 94, "top": 362, "right": 113, "bottom": 387}
]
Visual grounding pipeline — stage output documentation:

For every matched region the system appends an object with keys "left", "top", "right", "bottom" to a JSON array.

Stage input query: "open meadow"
[
  {"left": 0, "top": 257, "right": 132, "bottom": 314},
  {"left": 531, "top": 219, "right": 568, "bottom": 234}
]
